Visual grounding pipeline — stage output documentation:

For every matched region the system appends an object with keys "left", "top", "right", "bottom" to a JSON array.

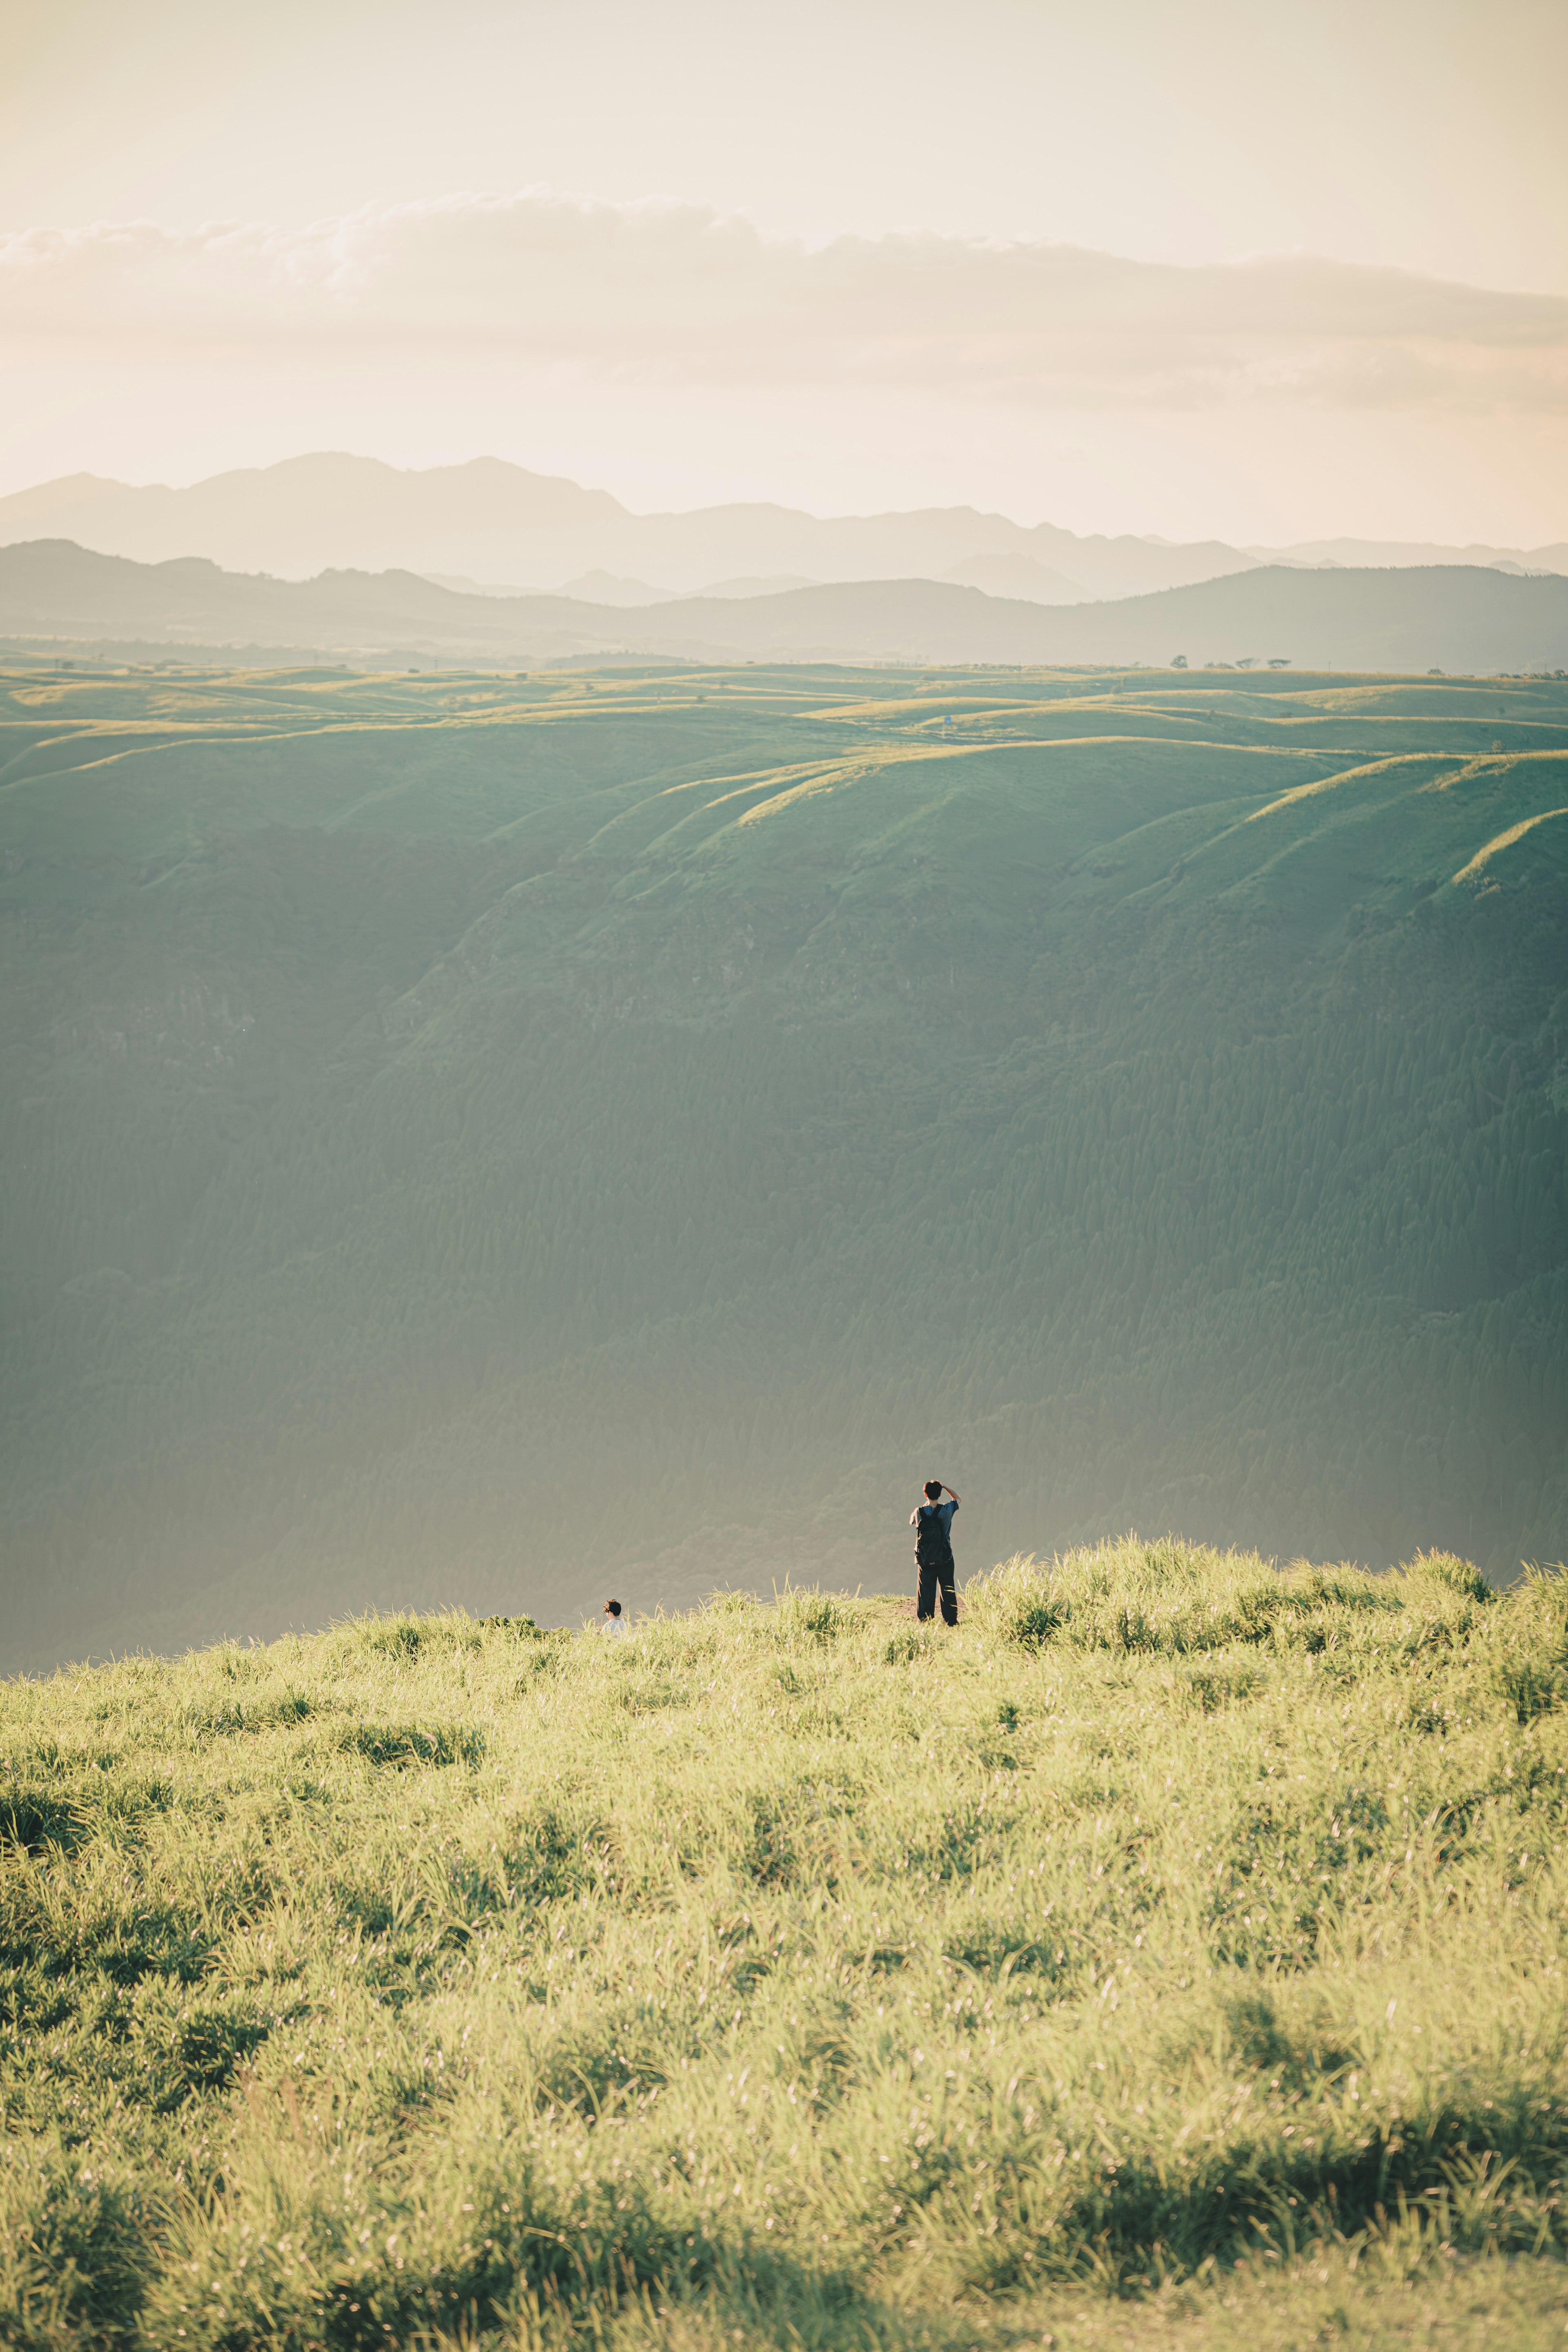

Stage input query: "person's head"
[
  {"left": 924, "top": 1479, "right": 942, "bottom": 1501},
  {"left": 604, "top": 1598, "right": 622, "bottom": 1618}
]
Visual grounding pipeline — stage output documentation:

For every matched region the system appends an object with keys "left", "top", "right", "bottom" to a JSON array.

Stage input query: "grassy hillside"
[
  {"left": 6, "top": 1546, "right": 1568, "bottom": 2349},
  {"left": 2, "top": 659, "right": 1567, "bottom": 1667}
]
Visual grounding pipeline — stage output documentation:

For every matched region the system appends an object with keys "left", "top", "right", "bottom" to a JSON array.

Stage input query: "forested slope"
[{"left": 1, "top": 660, "right": 1566, "bottom": 1666}]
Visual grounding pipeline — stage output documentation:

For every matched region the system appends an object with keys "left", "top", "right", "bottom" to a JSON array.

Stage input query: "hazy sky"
[{"left": 4, "top": 0, "right": 1566, "bottom": 543}]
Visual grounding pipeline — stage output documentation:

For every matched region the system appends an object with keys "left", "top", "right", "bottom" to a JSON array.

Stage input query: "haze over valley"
[
  {"left": 5, "top": 0, "right": 1567, "bottom": 1667},
  {"left": 10, "top": 3, "right": 1568, "bottom": 2343},
  {"left": 5, "top": 534, "right": 1568, "bottom": 675},
  {"left": 5, "top": 454, "right": 1568, "bottom": 608},
  {"left": 4, "top": 656, "right": 1565, "bottom": 1675}
]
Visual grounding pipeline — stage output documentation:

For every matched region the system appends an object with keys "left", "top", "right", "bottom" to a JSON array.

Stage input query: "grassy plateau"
[{"left": 7, "top": 1539, "right": 1568, "bottom": 2348}]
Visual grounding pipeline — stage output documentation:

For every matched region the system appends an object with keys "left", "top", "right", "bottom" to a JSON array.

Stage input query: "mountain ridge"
[
  {"left": 7, "top": 457, "right": 1566, "bottom": 610},
  {"left": 3, "top": 536, "right": 1566, "bottom": 673},
  {"left": 0, "top": 454, "right": 1256, "bottom": 599},
  {"left": 1254, "top": 534, "right": 1568, "bottom": 572}
]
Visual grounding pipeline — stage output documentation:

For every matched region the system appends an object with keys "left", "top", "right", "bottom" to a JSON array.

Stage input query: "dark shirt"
[{"left": 909, "top": 1498, "right": 958, "bottom": 1541}]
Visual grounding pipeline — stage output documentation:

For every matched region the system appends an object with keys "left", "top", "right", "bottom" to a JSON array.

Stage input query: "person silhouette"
[{"left": 909, "top": 1480, "right": 960, "bottom": 1625}]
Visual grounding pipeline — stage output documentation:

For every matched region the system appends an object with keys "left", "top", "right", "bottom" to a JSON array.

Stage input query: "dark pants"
[{"left": 917, "top": 1561, "right": 958, "bottom": 1625}]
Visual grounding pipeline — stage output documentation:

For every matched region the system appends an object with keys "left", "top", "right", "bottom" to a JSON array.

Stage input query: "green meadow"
[
  {"left": 7, "top": 1543, "right": 1568, "bottom": 2348},
  {"left": 2, "top": 659, "right": 1566, "bottom": 1667}
]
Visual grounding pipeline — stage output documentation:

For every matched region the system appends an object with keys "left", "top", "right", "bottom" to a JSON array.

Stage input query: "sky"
[{"left": 3, "top": 0, "right": 1566, "bottom": 544}]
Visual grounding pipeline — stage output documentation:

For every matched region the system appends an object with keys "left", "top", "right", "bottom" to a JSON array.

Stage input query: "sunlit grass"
[{"left": 4, "top": 1536, "right": 1568, "bottom": 2347}]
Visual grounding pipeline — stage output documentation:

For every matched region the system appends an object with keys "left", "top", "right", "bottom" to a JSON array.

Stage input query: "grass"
[
  {"left": 4, "top": 660, "right": 1568, "bottom": 1668},
  {"left": 4, "top": 1535, "right": 1568, "bottom": 2349}
]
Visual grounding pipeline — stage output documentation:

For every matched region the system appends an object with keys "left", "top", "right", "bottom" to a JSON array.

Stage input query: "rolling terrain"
[
  {"left": 1, "top": 658, "right": 1565, "bottom": 1669},
  {"left": 3, "top": 539, "right": 1568, "bottom": 672},
  {"left": 5, "top": 1544, "right": 1568, "bottom": 2349}
]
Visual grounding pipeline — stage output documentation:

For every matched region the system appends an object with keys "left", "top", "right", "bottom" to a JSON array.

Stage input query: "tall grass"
[{"left": 3, "top": 1538, "right": 1568, "bottom": 2347}]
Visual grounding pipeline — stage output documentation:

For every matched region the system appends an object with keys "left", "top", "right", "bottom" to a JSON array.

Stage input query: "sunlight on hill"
[
  {"left": 1452, "top": 804, "right": 1568, "bottom": 885},
  {"left": 5, "top": 1543, "right": 1568, "bottom": 2347},
  {"left": 1, "top": 660, "right": 1566, "bottom": 1668}
]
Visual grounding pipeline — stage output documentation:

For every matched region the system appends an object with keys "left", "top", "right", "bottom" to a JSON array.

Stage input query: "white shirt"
[{"left": 601, "top": 1613, "right": 627, "bottom": 1637}]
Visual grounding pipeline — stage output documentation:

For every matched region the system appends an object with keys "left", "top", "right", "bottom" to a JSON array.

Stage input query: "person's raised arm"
[{"left": 943, "top": 1486, "right": 960, "bottom": 1505}]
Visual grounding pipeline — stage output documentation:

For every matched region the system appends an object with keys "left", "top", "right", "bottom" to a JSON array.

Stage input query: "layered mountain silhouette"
[
  {"left": 1252, "top": 535, "right": 1568, "bottom": 573},
  {"left": 3, "top": 538, "right": 1567, "bottom": 674},
  {"left": 0, "top": 455, "right": 1256, "bottom": 601},
  {"left": 4, "top": 457, "right": 1564, "bottom": 609}
]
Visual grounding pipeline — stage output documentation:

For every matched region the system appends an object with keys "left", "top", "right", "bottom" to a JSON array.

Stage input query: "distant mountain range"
[
  {"left": 1251, "top": 537, "right": 1568, "bottom": 575},
  {"left": 2, "top": 539, "right": 1567, "bottom": 674},
  {"left": 0, "top": 455, "right": 1250, "bottom": 601},
  {"left": 2, "top": 457, "right": 1565, "bottom": 607}
]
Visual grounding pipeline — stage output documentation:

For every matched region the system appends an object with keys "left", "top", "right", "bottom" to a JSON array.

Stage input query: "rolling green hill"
[
  {"left": 6, "top": 1546, "right": 1568, "bottom": 2350},
  {"left": 2, "top": 659, "right": 1566, "bottom": 1668}
]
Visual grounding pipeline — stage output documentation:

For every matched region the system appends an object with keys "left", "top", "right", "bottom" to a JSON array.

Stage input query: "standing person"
[
  {"left": 601, "top": 1599, "right": 627, "bottom": 1639},
  {"left": 910, "top": 1479, "right": 960, "bottom": 1626}
]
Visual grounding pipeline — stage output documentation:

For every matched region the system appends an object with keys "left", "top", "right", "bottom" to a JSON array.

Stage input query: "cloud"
[{"left": 3, "top": 192, "right": 1566, "bottom": 413}]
